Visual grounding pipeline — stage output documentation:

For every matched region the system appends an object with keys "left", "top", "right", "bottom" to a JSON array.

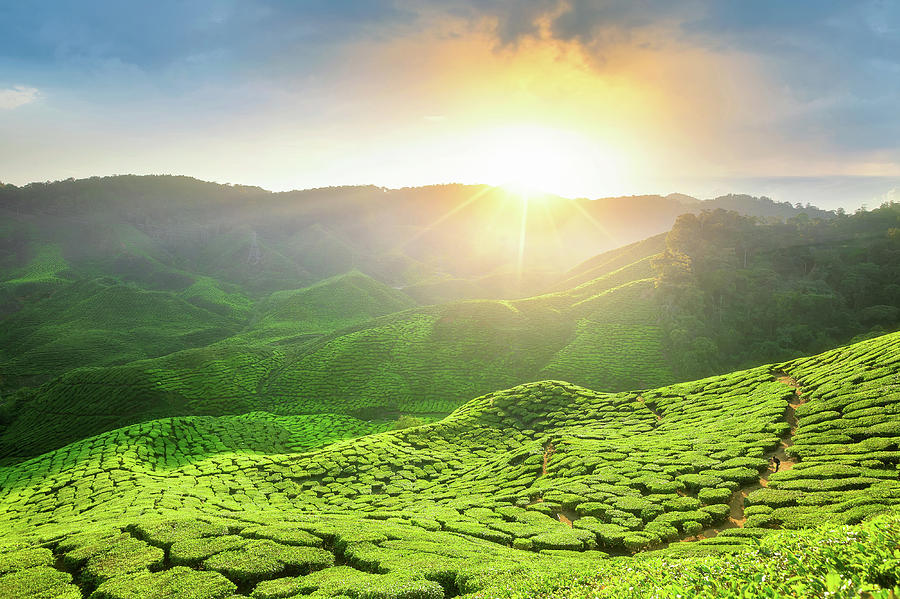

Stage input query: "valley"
[{"left": 0, "top": 177, "right": 898, "bottom": 598}]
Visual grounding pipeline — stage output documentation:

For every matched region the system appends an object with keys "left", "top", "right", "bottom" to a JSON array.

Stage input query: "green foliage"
[
  {"left": 392, "top": 415, "right": 426, "bottom": 430},
  {"left": 654, "top": 204, "right": 900, "bottom": 379},
  {"left": 491, "top": 512, "right": 900, "bottom": 599},
  {"left": 262, "top": 566, "right": 445, "bottom": 599},
  {"left": 0, "top": 332, "right": 896, "bottom": 595},
  {"left": 129, "top": 518, "right": 230, "bottom": 549},
  {"left": 1, "top": 273, "right": 677, "bottom": 461},
  {"left": 2, "top": 175, "right": 900, "bottom": 599},
  {"left": 91, "top": 566, "right": 237, "bottom": 599},
  {"left": 0, "top": 566, "right": 81, "bottom": 599},
  {"left": 202, "top": 540, "right": 334, "bottom": 585},
  {"left": 0, "top": 277, "right": 241, "bottom": 390},
  {"left": 3, "top": 333, "right": 898, "bottom": 566},
  {"left": 251, "top": 270, "right": 417, "bottom": 340},
  {"left": 697, "top": 487, "right": 731, "bottom": 504}
]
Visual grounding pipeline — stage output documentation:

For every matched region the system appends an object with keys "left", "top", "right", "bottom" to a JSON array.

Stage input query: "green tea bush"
[
  {"left": 202, "top": 540, "right": 335, "bottom": 585},
  {"left": 0, "top": 331, "right": 899, "bottom": 594},
  {"left": 697, "top": 487, "right": 731, "bottom": 504},
  {"left": 91, "top": 566, "right": 237, "bottom": 599}
]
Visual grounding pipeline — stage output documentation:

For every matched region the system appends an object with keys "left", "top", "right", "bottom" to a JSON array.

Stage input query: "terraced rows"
[
  {"left": 1, "top": 332, "right": 898, "bottom": 597},
  {"left": 250, "top": 270, "right": 418, "bottom": 340},
  {"left": 0, "top": 511, "right": 607, "bottom": 599},
  {"left": 4, "top": 334, "right": 898, "bottom": 543},
  {"left": 538, "top": 280, "right": 671, "bottom": 390},
  {"left": 0, "top": 346, "right": 286, "bottom": 460},
  {"left": 0, "top": 276, "right": 241, "bottom": 387},
  {"left": 3, "top": 278, "right": 674, "bottom": 462},
  {"left": 741, "top": 333, "right": 900, "bottom": 529}
]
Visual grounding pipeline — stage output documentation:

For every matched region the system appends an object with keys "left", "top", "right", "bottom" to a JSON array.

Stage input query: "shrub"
[
  {"left": 392, "top": 416, "right": 426, "bottom": 431},
  {"left": 698, "top": 487, "right": 731, "bottom": 504},
  {"left": 682, "top": 521, "right": 703, "bottom": 536},
  {"left": 90, "top": 566, "right": 237, "bottom": 599},
  {"left": 530, "top": 532, "right": 584, "bottom": 551}
]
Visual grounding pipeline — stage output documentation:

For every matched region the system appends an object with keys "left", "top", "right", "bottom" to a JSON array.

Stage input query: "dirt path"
[
  {"left": 770, "top": 370, "right": 806, "bottom": 474},
  {"left": 685, "top": 371, "right": 808, "bottom": 542},
  {"left": 526, "top": 442, "right": 554, "bottom": 506},
  {"left": 636, "top": 396, "right": 663, "bottom": 422},
  {"left": 541, "top": 442, "right": 555, "bottom": 476},
  {"left": 529, "top": 441, "right": 575, "bottom": 527}
]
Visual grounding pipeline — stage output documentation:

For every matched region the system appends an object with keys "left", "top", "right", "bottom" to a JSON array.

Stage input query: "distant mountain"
[
  {"left": 0, "top": 175, "right": 833, "bottom": 299},
  {"left": 5, "top": 176, "right": 896, "bottom": 464},
  {"left": 699, "top": 193, "right": 833, "bottom": 220}
]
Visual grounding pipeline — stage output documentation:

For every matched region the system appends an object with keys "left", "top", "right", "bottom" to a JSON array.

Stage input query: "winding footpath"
[{"left": 692, "top": 370, "right": 806, "bottom": 539}]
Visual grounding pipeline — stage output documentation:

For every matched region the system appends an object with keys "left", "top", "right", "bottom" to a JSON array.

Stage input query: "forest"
[{"left": 654, "top": 203, "right": 900, "bottom": 377}]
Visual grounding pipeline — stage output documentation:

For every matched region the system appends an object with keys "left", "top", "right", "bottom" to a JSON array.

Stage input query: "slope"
[
  {"left": 0, "top": 278, "right": 240, "bottom": 389},
  {"left": 0, "top": 267, "right": 672, "bottom": 461},
  {"left": 551, "top": 233, "right": 667, "bottom": 292},
  {"left": 0, "top": 332, "right": 897, "bottom": 598},
  {"left": 5, "top": 202, "right": 895, "bottom": 464},
  {"left": 243, "top": 270, "right": 418, "bottom": 342}
]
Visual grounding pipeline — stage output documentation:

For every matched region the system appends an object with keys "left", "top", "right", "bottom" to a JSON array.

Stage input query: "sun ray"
[
  {"left": 537, "top": 194, "right": 566, "bottom": 267},
  {"left": 516, "top": 192, "right": 529, "bottom": 280},
  {"left": 569, "top": 199, "right": 617, "bottom": 245},
  {"left": 392, "top": 185, "right": 493, "bottom": 253}
]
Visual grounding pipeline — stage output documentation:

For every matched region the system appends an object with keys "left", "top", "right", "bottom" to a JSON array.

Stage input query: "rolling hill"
[
  {"left": 2, "top": 187, "right": 897, "bottom": 464},
  {"left": 0, "top": 330, "right": 897, "bottom": 598},
  {"left": 1, "top": 176, "right": 899, "bottom": 597},
  {"left": 0, "top": 271, "right": 672, "bottom": 461}
]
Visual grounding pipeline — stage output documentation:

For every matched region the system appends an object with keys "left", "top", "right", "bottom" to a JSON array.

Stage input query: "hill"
[
  {"left": 0, "top": 176, "right": 831, "bottom": 296},
  {"left": 0, "top": 277, "right": 241, "bottom": 389},
  {"left": 0, "top": 331, "right": 897, "bottom": 598},
  {"left": 242, "top": 270, "right": 418, "bottom": 342},
  {"left": 2, "top": 196, "right": 897, "bottom": 463},
  {"left": 653, "top": 202, "right": 900, "bottom": 378},
  {"left": 0, "top": 273, "right": 672, "bottom": 461}
]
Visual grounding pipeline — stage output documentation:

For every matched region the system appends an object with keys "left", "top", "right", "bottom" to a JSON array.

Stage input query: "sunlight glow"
[
  {"left": 393, "top": 185, "right": 494, "bottom": 252},
  {"left": 517, "top": 192, "right": 529, "bottom": 279},
  {"left": 469, "top": 124, "right": 625, "bottom": 197}
]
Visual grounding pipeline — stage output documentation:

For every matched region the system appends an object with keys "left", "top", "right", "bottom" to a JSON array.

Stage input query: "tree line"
[{"left": 653, "top": 203, "right": 900, "bottom": 378}]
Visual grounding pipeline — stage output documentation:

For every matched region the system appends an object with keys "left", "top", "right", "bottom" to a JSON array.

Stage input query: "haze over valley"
[{"left": 1, "top": 2, "right": 899, "bottom": 598}]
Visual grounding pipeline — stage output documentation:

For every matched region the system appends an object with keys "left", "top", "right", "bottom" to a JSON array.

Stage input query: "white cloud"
[{"left": 0, "top": 86, "right": 40, "bottom": 110}]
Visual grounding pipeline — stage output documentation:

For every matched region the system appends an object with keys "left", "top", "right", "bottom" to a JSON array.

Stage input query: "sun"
[{"left": 469, "top": 124, "right": 621, "bottom": 198}]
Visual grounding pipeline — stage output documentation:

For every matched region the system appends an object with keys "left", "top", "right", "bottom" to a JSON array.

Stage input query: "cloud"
[
  {"left": 0, "top": 85, "right": 39, "bottom": 109},
  {"left": 0, "top": 1, "right": 896, "bottom": 186},
  {"left": 453, "top": 0, "right": 900, "bottom": 167}
]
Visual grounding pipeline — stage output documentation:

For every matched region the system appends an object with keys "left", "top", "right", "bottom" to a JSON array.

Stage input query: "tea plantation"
[
  {"left": 2, "top": 179, "right": 899, "bottom": 597},
  {"left": 0, "top": 272, "right": 674, "bottom": 461},
  {"left": 0, "top": 331, "right": 898, "bottom": 597}
]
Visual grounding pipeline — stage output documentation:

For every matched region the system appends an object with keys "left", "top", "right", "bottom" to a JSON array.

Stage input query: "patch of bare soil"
[
  {"left": 636, "top": 396, "right": 663, "bottom": 422},
  {"left": 541, "top": 442, "right": 555, "bottom": 476}
]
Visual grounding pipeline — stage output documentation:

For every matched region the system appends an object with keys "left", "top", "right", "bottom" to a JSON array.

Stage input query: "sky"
[{"left": 1, "top": 0, "right": 899, "bottom": 209}]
